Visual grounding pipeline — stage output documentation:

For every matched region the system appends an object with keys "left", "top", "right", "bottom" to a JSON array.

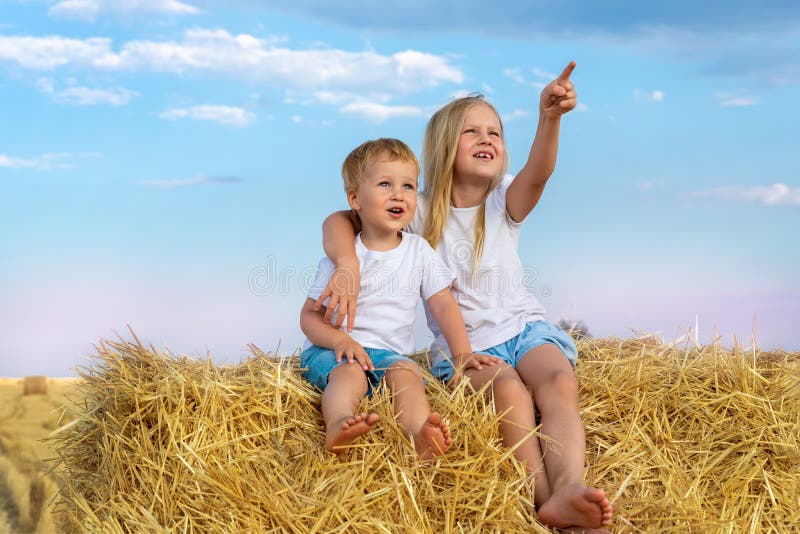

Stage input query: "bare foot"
[
  {"left": 558, "top": 528, "right": 611, "bottom": 534},
  {"left": 413, "top": 412, "right": 452, "bottom": 460},
  {"left": 537, "top": 484, "right": 612, "bottom": 529},
  {"left": 325, "top": 412, "right": 379, "bottom": 454}
]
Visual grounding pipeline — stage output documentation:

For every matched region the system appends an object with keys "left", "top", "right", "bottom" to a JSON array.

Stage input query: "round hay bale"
[
  {"left": 23, "top": 376, "right": 47, "bottom": 396},
  {"left": 49, "top": 336, "right": 800, "bottom": 532}
]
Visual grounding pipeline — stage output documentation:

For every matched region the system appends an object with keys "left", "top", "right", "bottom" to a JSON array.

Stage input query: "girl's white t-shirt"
[
  {"left": 408, "top": 174, "right": 546, "bottom": 362},
  {"left": 305, "top": 232, "right": 454, "bottom": 356}
]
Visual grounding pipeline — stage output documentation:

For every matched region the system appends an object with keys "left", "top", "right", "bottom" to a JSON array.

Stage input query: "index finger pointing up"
[{"left": 558, "top": 60, "right": 576, "bottom": 81}]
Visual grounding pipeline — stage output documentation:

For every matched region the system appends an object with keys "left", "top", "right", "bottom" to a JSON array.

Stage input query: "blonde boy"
[{"left": 300, "top": 138, "right": 498, "bottom": 457}]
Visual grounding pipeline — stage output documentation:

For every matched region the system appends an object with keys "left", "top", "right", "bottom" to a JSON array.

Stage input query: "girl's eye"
[
  {"left": 490, "top": 131, "right": 500, "bottom": 137},
  {"left": 463, "top": 128, "right": 476, "bottom": 134}
]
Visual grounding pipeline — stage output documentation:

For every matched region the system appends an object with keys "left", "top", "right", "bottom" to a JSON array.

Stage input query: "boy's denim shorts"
[
  {"left": 301, "top": 345, "right": 415, "bottom": 396},
  {"left": 431, "top": 320, "right": 578, "bottom": 381}
]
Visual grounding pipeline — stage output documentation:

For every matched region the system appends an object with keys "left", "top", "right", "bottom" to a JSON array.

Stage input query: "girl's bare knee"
[
  {"left": 534, "top": 369, "right": 578, "bottom": 406},
  {"left": 491, "top": 370, "right": 530, "bottom": 401}
]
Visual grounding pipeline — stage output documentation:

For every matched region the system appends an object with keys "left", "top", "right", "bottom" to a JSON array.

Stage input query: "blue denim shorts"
[
  {"left": 431, "top": 320, "right": 578, "bottom": 381},
  {"left": 301, "top": 345, "right": 415, "bottom": 396}
]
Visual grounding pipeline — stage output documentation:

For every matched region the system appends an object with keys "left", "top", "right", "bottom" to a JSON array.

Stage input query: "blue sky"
[{"left": 1, "top": 0, "right": 798, "bottom": 376}]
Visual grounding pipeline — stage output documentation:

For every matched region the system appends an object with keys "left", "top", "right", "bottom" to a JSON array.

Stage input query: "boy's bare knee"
[
  {"left": 386, "top": 360, "right": 423, "bottom": 381},
  {"left": 329, "top": 363, "right": 369, "bottom": 389}
]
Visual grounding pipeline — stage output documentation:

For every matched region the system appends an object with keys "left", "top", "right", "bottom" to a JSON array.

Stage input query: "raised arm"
[
  {"left": 317, "top": 210, "right": 362, "bottom": 331},
  {"left": 506, "top": 61, "right": 578, "bottom": 223},
  {"left": 426, "top": 288, "right": 501, "bottom": 385},
  {"left": 300, "top": 298, "right": 373, "bottom": 371}
]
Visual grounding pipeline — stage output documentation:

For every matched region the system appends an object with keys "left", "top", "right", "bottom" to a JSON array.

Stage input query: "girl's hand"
[
  {"left": 540, "top": 61, "right": 578, "bottom": 118},
  {"left": 333, "top": 337, "right": 374, "bottom": 371},
  {"left": 314, "top": 258, "right": 360, "bottom": 332},
  {"left": 449, "top": 353, "right": 503, "bottom": 388}
]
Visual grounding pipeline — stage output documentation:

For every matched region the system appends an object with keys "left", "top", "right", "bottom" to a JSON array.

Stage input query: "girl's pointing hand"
[{"left": 540, "top": 60, "right": 578, "bottom": 118}]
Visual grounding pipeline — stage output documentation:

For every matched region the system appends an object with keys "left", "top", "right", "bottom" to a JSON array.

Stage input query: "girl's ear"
[{"left": 347, "top": 189, "right": 361, "bottom": 211}]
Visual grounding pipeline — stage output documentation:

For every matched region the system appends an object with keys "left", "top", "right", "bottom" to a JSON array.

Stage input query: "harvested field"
[
  {"left": 0, "top": 377, "right": 79, "bottom": 532},
  {"left": 50, "top": 336, "right": 800, "bottom": 532}
]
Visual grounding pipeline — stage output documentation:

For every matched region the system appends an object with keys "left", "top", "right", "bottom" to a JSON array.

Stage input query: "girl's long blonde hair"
[{"left": 422, "top": 95, "right": 509, "bottom": 274}]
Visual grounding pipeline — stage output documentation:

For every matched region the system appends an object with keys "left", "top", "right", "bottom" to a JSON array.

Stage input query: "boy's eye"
[
  {"left": 490, "top": 131, "right": 500, "bottom": 137},
  {"left": 403, "top": 183, "right": 415, "bottom": 190},
  {"left": 378, "top": 181, "right": 390, "bottom": 187}
]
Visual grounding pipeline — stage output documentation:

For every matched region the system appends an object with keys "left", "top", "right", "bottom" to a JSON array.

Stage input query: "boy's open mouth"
[{"left": 387, "top": 207, "right": 405, "bottom": 217}]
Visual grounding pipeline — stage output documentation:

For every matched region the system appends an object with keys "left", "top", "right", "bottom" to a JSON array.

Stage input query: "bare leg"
[
  {"left": 462, "top": 363, "right": 552, "bottom": 506},
  {"left": 322, "top": 363, "right": 378, "bottom": 454},
  {"left": 384, "top": 360, "right": 451, "bottom": 459},
  {"left": 516, "top": 344, "right": 612, "bottom": 529}
]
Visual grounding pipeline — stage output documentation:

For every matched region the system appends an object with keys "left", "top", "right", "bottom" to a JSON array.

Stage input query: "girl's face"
[{"left": 453, "top": 103, "right": 505, "bottom": 184}]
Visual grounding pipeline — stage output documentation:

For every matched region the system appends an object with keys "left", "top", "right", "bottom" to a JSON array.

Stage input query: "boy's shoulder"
[{"left": 401, "top": 232, "right": 436, "bottom": 255}]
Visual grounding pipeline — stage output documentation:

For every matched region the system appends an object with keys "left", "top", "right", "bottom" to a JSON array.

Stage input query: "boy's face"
[{"left": 347, "top": 157, "right": 417, "bottom": 234}]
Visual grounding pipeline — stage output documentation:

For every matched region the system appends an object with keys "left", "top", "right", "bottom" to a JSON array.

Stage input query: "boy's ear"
[{"left": 347, "top": 189, "right": 360, "bottom": 211}]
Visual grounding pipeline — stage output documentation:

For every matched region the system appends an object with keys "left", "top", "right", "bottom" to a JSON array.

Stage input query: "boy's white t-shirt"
[
  {"left": 304, "top": 232, "right": 454, "bottom": 356},
  {"left": 408, "top": 174, "right": 546, "bottom": 362}
]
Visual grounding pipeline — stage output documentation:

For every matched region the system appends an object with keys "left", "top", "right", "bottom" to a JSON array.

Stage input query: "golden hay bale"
[
  {"left": 22, "top": 375, "right": 47, "bottom": 396},
  {"left": 50, "top": 337, "right": 800, "bottom": 532}
]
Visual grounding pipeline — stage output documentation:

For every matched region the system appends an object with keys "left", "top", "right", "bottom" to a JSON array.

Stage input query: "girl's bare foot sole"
[{"left": 538, "top": 484, "right": 612, "bottom": 529}]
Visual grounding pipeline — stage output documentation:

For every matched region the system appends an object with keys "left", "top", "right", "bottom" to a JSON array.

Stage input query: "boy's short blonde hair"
[{"left": 341, "top": 138, "right": 419, "bottom": 194}]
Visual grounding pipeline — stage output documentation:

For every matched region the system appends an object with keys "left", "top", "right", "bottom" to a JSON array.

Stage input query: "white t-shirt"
[
  {"left": 304, "top": 232, "right": 454, "bottom": 355},
  {"left": 408, "top": 174, "right": 546, "bottom": 362}
]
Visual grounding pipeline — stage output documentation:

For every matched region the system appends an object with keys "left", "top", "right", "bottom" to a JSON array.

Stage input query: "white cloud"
[
  {"left": 0, "top": 31, "right": 462, "bottom": 95},
  {"left": 634, "top": 89, "right": 665, "bottom": 102},
  {"left": 691, "top": 183, "right": 800, "bottom": 206},
  {"left": 576, "top": 102, "right": 589, "bottom": 112},
  {"left": 291, "top": 115, "right": 303, "bottom": 123},
  {"left": 0, "top": 35, "right": 117, "bottom": 69},
  {"left": 139, "top": 175, "right": 243, "bottom": 188},
  {"left": 503, "top": 67, "right": 525, "bottom": 84},
  {"left": 50, "top": 0, "right": 198, "bottom": 20},
  {"left": 0, "top": 152, "right": 94, "bottom": 170},
  {"left": 532, "top": 67, "right": 556, "bottom": 80},
  {"left": 636, "top": 179, "right": 665, "bottom": 191},
  {"left": 339, "top": 101, "right": 422, "bottom": 122},
  {"left": 714, "top": 91, "right": 758, "bottom": 107},
  {"left": 501, "top": 109, "right": 530, "bottom": 122},
  {"left": 159, "top": 105, "right": 255, "bottom": 126},
  {"left": 37, "top": 79, "right": 137, "bottom": 106}
]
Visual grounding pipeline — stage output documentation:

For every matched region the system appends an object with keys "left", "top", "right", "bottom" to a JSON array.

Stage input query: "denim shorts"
[
  {"left": 301, "top": 345, "right": 415, "bottom": 396},
  {"left": 431, "top": 320, "right": 578, "bottom": 381}
]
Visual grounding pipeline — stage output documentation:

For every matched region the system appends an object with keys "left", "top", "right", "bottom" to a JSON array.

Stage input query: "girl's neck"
[
  {"left": 359, "top": 227, "right": 402, "bottom": 251},
  {"left": 451, "top": 178, "right": 491, "bottom": 208}
]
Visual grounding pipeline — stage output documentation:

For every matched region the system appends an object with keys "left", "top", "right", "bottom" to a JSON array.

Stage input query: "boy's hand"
[
  {"left": 449, "top": 353, "right": 503, "bottom": 388},
  {"left": 333, "top": 337, "right": 374, "bottom": 371},
  {"left": 540, "top": 61, "right": 577, "bottom": 118},
  {"left": 314, "top": 258, "right": 360, "bottom": 332}
]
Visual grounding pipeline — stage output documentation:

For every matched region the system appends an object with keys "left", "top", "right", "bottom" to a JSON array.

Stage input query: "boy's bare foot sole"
[
  {"left": 538, "top": 484, "right": 612, "bottom": 529},
  {"left": 325, "top": 412, "right": 379, "bottom": 454},
  {"left": 413, "top": 412, "right": 452, "bottom": 460},
  {"left": 558, "top": 528, "right": 611, "bottom": 534}
]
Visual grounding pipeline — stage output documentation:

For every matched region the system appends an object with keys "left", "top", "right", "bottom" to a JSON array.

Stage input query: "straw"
[{"left": 50, "top": 335, "right": 799, "bottom": 532}]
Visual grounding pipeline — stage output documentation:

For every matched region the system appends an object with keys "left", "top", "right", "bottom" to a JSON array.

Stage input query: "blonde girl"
[{"left": 318, "top": 62, "right": 612, "bottom": 531}]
